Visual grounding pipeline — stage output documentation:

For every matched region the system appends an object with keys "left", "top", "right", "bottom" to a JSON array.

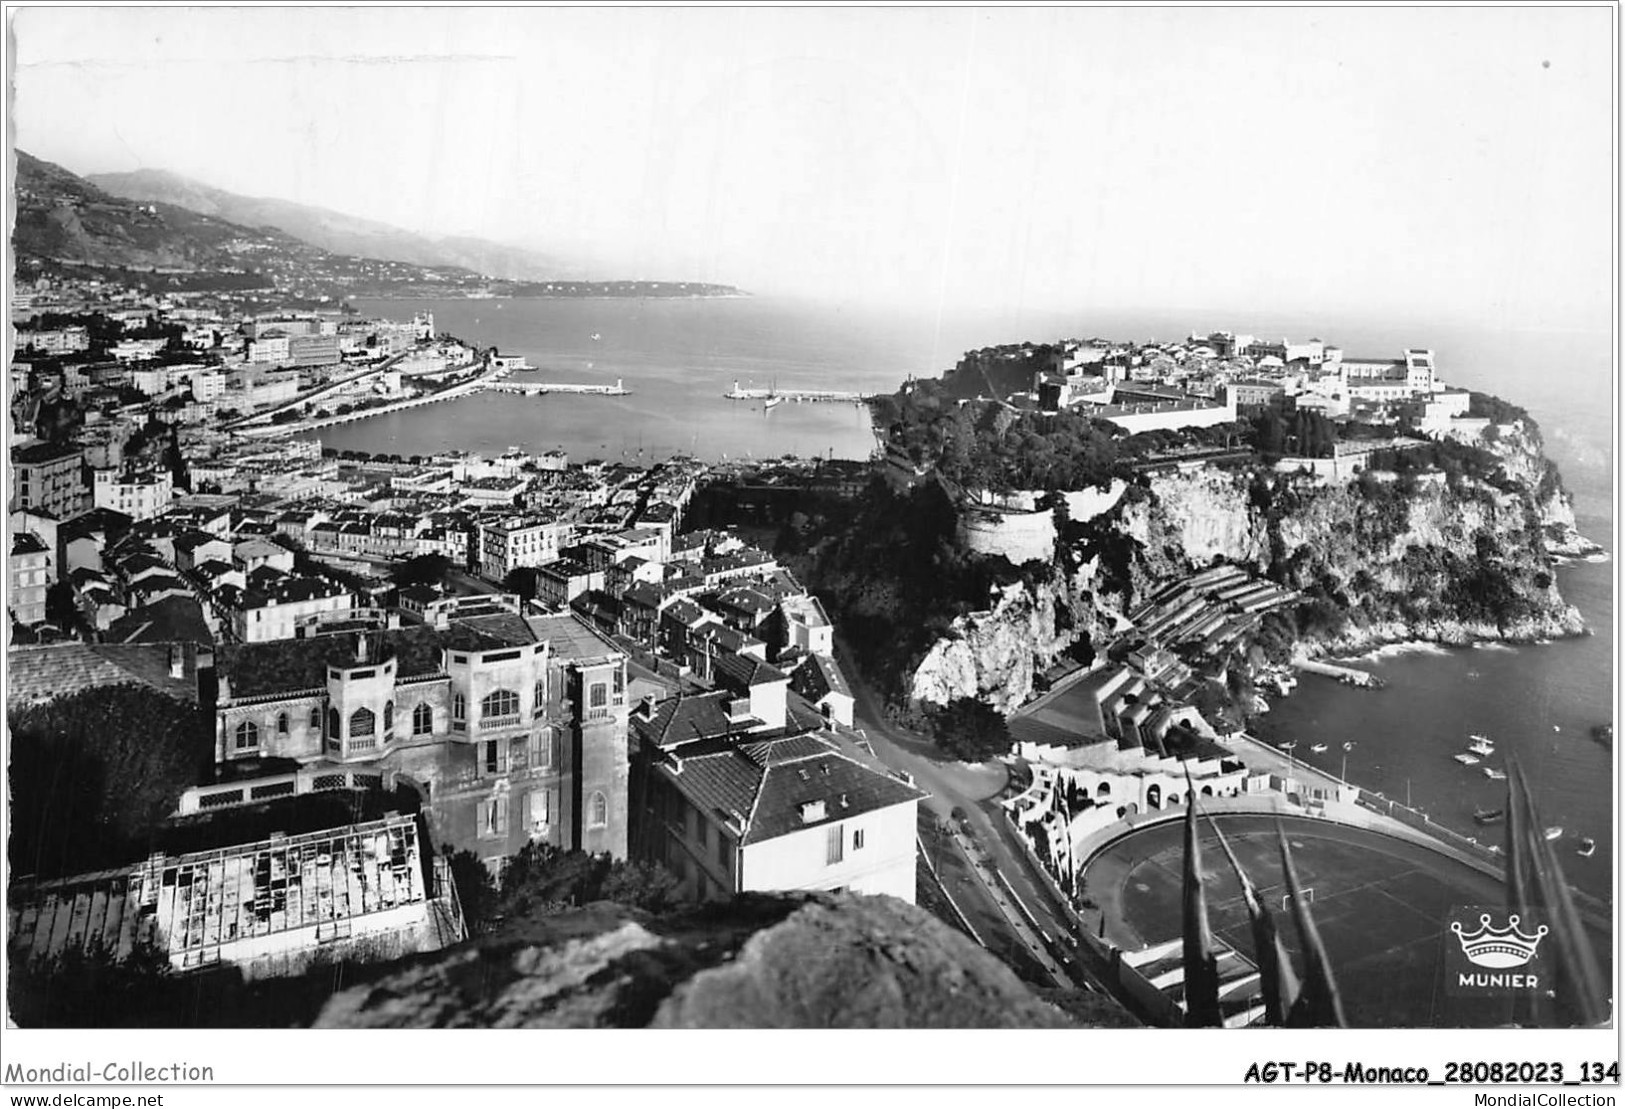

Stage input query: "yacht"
[
  {"left": 1482, "top": 766, "right": 1507, "bottom": 781},
  {"left": 1309, "top": 743, "right": 1328, "bottom": 753},
  {"left": 1577, "top": 837, "right": 1596, "bottom": 858},
  {"left": 763, "top": 395, "right": 783, "bottom": 410},
  {"left": 1453, "top": 753, "right": 1480, "bottom": 766},
  {"left": 1473, "top": 807, "right": 1505, "bottom": 825},
  {"left": 1467, "top": 735, "right": 1495, "bottom": 757},
  {"left": 1544, "top": 826, "right": 1563, "bottom": 841},
  {"left": 1277, "top": 741, "right": 1298, "bottom": 751}
]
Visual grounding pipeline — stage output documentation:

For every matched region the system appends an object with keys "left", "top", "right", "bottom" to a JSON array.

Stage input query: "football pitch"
[{"left": 1083, "top": 814, "right": 1588, "bottom": 1027}]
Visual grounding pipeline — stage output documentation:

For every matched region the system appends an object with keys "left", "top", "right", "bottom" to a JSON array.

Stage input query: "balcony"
[{"left": 480, "top": 714, "right": 524, "bottom": 732}]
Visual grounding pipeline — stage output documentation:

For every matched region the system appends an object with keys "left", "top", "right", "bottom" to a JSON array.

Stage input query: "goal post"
[{"left": 1281, "top": 888, "right": 1314, "bottom": 911}]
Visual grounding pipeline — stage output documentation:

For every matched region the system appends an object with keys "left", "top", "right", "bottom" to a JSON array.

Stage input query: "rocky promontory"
[
  {"left": 315, "top": 892, "right": 1130, "bottom": 1029},
  {"left": 892, "top": 416, "right": 1594, "bottom": 713}
]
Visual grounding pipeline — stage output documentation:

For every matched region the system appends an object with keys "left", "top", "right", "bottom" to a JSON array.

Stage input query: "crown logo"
[{"left": 1451, "top": 913, "right": 1548, "bottom": 969}]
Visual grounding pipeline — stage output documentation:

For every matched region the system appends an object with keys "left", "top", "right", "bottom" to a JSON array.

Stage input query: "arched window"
[
  {"left": 276, "top": 712, "right": 289, "bottom": 734},
  {"left": 350, "top": 707, "right": 376, "bottom": 737},
  {"left": 588, "top": 791, "right": 608, "bottom": 828},
  {"left": 234, "top": 720, "right": 259, "bottom": 750},
  {"left": 1095, "top": 780, "right": 1111, "bottom": 797},
  {"left": 453, "top": 693, "right": 466, "bottom": 721},
  {"left": 533, "top": 680, "right": 546, "bottom": 718},
  {"left": 328, "top": 708, "right": 340, "bottom": 738},
  {"left": 1145, "top": 784, "right": 1161, "bottom": 810},
  {"left": 413, "top": 702, "right": 433, "bottom": 736},
  {"left": 383, "top": 701, "right": 394, "bottom": 731},
  {"left": 481, "top": 689, "right": 519, "bottom": 718},
  {"left": 309, "top": 706, "right": 321, "bottom": 730}
]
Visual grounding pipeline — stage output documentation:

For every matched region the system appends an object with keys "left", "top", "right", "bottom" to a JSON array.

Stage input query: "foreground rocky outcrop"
[{"left": 315, "top": 892, "right": 1128, "bottom": 1028}]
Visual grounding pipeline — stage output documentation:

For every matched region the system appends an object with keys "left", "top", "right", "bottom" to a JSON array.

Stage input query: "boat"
[
  {"left": 1473, "top": 808, "right": 1505, "bottom": 825},
  {"left": 1309, "top": 743, "right": 1328, "bottom": 753},
  {"left": 1453, "top": 753, "right": 1480, "bottom": 766},
  {"left": 763, "top": 395, "right": 783, "bottom": 410},
  {"left": 1467, "top": 735, "right": 1495, "bottom": 757},
  {"left": 1577, "top": 837, "right": 1596, "bottom": 858},
  {"left": 1590, "top": 724, "right": 1612, "bottom": 746},
  {"left": 1342, "top": 741, "right": 1354, "bottom": 751},
  {"left": 1482, "top": 767, "right": 1507, "bottom": 781},
  {"left": 1544, "top": 826, "right": 1563, "bottom": 841},
  {"left": 590, "top": 332, "right": 601, "bottom": 341},
  {"left": 1277, "top": 741, "right": 1297, "bottom": 751}
]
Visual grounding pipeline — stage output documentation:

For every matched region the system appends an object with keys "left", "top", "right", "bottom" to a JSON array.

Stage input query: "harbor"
[
  {"left": 487, "top": 378, "right": 630, "bottom": 396},
  {"left": 725, "top": 379, "right": 877, "bottom": 405},
  {"left": 1294, "top": 656, "right": 1383, "bottom": 688}
]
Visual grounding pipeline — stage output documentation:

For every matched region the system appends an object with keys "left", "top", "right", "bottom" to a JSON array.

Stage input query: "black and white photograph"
[{"left": 1, "top": 1, "right": 1617, "bottom": 1088}]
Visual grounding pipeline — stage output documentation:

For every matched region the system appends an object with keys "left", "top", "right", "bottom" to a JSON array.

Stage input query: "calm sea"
[{"left": 323, "top": 297, "right": 1614, "bottom": 902}]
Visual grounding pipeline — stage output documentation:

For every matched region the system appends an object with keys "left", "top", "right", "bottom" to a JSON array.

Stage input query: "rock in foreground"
[{"left": 315, "top": 892, "right": 1093, "bottom": 1028}]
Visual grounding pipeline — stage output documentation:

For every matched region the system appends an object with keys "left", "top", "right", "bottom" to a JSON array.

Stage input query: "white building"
[
  {"left": 781, "top": 594, "right": 835, "bottom": 656},
  {"left": 93, "top": 467, "right": 174, "bottom": 521},
  {"left": 247, "top": 335, "right": 292, "bottom": 364},
  {"left": 479, "top": 516, "right": 570, "bottom": 582},
  {"left": 191, "top": 370, "right": 228, "bottom": 402},
  {"left": 637, "top": 727, "right": 924, "bottom": 904}
]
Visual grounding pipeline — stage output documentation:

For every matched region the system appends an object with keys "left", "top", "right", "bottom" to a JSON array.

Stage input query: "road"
[{"left": 839, "top": 639, "right": 1102, "bottom": 990}]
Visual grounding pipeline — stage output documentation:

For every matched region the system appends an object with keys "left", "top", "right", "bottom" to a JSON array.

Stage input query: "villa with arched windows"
[{"left": 211, "top": 597, "right": 629, "bottom": 867}]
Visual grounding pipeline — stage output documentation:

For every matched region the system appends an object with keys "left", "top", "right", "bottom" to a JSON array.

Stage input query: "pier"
[
  {"left": 487, "top": 378, "right": 630, "bottom": 396},
  {"left": 725, "top": 380, "right": 877, "bottom": 404},
  {"left": 1294, "top": 658, "right": 1383, "bottom": 688}
]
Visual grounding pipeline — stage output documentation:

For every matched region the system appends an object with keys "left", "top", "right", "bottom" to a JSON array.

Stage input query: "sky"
[{"left": 8, "top": 6, "right": 1616, "bottom": 328}]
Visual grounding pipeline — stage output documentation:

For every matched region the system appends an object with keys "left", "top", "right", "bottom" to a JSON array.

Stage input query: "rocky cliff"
[
  {"left": 314, "top": 892, "right": 1129, "bottom": 1028},
  {"left": 907, "top": 417, "right": 1596, "bottom": 711}
]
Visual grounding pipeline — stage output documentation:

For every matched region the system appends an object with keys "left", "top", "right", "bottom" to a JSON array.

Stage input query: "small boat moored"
[
  {"left": 1309, "top": 743, "right": 1328, "bottom": 753},
  {"left": 1277, "top": 742, "right": 1298, "bottom": 751},
  {"left": 1577, "top": 837, "right": 1597, "bottom": 858},
  {"left": 1467, "top": 735, "right": 1495, "bottom": 757},
  {"left": 1483, "top": 767, "right": 1507, "bottom": 781},
  {"left": 1544, "top": 826, "right": 1563, "bottom": 841},
  {"left": 1473, "top": 808, "right": 1505, "bottom": 825},
  {"left": 1453, "top": 753, "right": 1480, "bottom": 766}
]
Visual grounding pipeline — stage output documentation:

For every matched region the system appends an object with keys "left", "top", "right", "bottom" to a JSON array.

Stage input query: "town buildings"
[
  {"left": 9, "top": 531, "right": 51, "bottom": 626},
  {"left": 11, "top": 441, "right": 87, "bottom": 518},
  {"left": 628, "top": 661, "right": 924, "bottom": 903},
  {"left": 209, "top": 597, "right": 629, "bottom": 869}
]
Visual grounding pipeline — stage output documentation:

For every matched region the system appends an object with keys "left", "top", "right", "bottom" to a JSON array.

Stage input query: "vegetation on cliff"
[{"left": 794, "top": 367, "right": 1587, "bottom": 722}]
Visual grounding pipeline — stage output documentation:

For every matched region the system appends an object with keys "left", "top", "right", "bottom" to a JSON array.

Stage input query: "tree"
[
  {"left": 504, "top": 566, "right": 540, "bottom": 600},
  {"left": 496, "top": 843, "right": 679, "bottom": 920},
  {"left": 444, "top": 848, "right": 500, "bottom": 935},
  {"left": 8, "top": 684, "right": 210, "bottom": 878},
  {"left": 391, "top": 553, "right": 452, "bottom": 589},
  {"left": 929, "top": 698, "right": 1013, "bottom": 762}
]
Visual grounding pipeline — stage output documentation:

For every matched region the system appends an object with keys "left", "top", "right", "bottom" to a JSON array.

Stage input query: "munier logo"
[{"left": 1452, "top": 913, "right": 1548, "bottom": 969}]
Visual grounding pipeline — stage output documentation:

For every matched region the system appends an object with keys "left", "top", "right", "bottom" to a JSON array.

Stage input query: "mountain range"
[
  {"left": 13, "top": 152, "right": 739, "bottom": 300},
  {"left": 88, "top": 167, "right": 577, "bottom": 282}
]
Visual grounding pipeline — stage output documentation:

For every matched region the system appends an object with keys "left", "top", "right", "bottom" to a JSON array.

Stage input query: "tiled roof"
[
  {"left": 714, "top": 652, "right": 789, "bottom": 691},
  {"left": 634, "top": 691, "right": 752, "bottom": 748},
  {"left": 746, "top": 749, "right": 924, "bottom": 845},
  {"left": 6, "top": 642, "right": 198, "bottom": 708},
  {"left": 105, "top": 597, "right": 213, "bottom": 646},
  {"left": 216, "top": 625, "right": 447, "bottom": 700},
  {"left": 660, "top": 732, "right": 925, "bottom": 847}
]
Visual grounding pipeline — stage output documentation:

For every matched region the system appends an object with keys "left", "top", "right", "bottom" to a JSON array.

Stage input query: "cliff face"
[
  {"left": 314, "top": 892, "right": 1123, "bottom": 1029},
  {"left": 906, "top": 418, "right": 1594, "bottom": 710}
]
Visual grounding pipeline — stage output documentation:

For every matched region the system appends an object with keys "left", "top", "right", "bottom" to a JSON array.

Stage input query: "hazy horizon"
[{"left": 11, "top": 7, "right": 1615, "bottom": 330}]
